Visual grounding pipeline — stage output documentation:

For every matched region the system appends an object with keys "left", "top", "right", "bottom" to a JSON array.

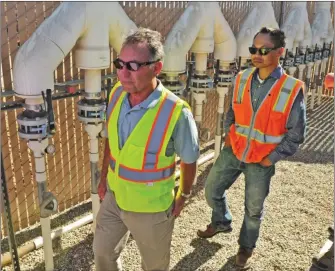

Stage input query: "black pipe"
[{"left": 46, "top": 89, "right": 56, "bottom": 135}]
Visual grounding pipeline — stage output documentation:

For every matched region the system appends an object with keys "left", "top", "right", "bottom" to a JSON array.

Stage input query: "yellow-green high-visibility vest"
[{"left": 106, "top": 81, "right": 190, "bottom": 212}]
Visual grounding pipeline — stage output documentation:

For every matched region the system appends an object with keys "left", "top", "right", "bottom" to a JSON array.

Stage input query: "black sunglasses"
[
  {"left": 248, "top": 47, "right": 279, "bottom": 56},
  {"left": 113, "top": 58, "right": 160, "bottom": 71}
]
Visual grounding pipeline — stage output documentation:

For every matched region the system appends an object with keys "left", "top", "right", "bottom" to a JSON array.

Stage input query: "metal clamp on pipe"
[
  {"left": 77, "top": 93, "right": 106, "bottom": 124},
  {"left": 40, "top": 192, "right": 58, "bottom": 218},
  {"left": 163, "top": 74, "right": 185, "bottom": 97}
]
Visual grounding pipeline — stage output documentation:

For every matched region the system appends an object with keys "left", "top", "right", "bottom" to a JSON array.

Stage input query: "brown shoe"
[
  {"left": 235, "top": 247, "right": 253, "bottom": 270},
  {"left": 197, "top": 223, "right": 232, "bottom": 238}
]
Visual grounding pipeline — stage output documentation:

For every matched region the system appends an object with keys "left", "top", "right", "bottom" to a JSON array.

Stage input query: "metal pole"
[{"left": 1, "top": 151, "right": 21, "bottom": 271}]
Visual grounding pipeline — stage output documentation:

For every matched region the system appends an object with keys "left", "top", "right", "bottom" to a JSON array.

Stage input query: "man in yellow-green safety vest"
[{"left": 93, "top": 28, "right": 200, "bottom": 271}]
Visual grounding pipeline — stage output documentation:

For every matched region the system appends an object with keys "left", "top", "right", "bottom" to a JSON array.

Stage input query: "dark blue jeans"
[{"left": 205, "top": 146, "right": 275, "bottom": 249}]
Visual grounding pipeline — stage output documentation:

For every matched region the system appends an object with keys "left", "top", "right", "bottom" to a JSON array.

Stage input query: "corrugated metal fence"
[{"left": 1, "top": 1, "right": 334, "bottom": 234}]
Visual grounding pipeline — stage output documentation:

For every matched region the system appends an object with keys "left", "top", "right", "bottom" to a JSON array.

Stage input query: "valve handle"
[{"left": 46, "top": 89, "right": 56, "bottom": 135}]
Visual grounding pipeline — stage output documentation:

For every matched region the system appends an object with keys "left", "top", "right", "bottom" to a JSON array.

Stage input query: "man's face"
[
  {"left": 250, "top": 33, "right": 283, "bottom": 69},
  {"left": 116, "top": 43, "right": 162, "bottom": 94}
]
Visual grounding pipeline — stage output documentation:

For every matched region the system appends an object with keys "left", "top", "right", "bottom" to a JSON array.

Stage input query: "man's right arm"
[
  {"left": 98, "top": 138, "right": 110, "bottom": 200},
  {"left": 223, "top": 76, "right": 237, "bottom": 146}
]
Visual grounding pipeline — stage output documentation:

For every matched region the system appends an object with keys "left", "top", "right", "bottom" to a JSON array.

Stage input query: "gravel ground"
[
  {"left": 2, "top": 147, "right": 333, "bottom": 271},
  {"left": 2, "top": 97, "right": 334, "bottom": 271}
]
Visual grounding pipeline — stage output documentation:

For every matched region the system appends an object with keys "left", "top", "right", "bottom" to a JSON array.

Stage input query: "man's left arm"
[
  {"left": 262, "top": 89, "right": 307, "bottom": 166},
  {"left": 172, "top": 107, "right": 200, "bottom": 217}
]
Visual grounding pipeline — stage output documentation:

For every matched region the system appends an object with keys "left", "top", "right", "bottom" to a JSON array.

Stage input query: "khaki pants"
[{"left": 93, "top": 191, "right": 175, "bottom": 271}]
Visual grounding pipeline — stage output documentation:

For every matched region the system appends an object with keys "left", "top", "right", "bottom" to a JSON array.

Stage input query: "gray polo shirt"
[{"left": 117, "top": 80, "right": 200, "bottom": 164}]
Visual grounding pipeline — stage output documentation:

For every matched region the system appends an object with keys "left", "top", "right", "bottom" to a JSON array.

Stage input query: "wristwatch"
[{"left": 180, "top": 190, "right": 192, "bottom": 199}]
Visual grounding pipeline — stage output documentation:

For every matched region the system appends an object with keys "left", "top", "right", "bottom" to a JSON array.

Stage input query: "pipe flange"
[
  {"left": 83, "top": 92, "right": 102, "bottom": 99},
  {"left": 294, "top": 55, "right": 305, "bottom": 66},
  {"left": 77, "top": 99, "right": 106, "bottom": 124},
  {"left": 314, "top": 51, "right": 323, "bottom": 61},
  {"left": 17, "top": 112, "right": 48, "bottom": 140},
  {"left": 283, "top": 58, "right": 295, "bottom": 69},
  {"left": 191, "top": 75, "right": 213, "bottom": 93}
]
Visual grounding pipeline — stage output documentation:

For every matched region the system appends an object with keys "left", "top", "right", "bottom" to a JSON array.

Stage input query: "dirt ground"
[{"left": 1, "top": 97, "right": 334, "bottom": 271}]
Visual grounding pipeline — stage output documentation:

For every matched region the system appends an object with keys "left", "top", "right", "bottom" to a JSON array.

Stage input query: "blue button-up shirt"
[
  {"left": 224, "top": 65, "right": 307, "bottom": 164},
  {"left": 117, "top": 81, "right": 200, "bottom": 164}
]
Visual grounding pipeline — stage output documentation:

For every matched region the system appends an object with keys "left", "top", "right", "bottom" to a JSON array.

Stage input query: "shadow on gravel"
[
  {"left": 288, "top": 96, "right": 334, "bottom": 165},
  {"left": 32, "top": 232, "right": 94, "bottom": 271},
  {"left": 218, "top": 255, "right": 238, "bottom": 271},
  {"left": 170, "top": 238, "right": 222, "bottom": 271},
  {"left": 1, "top": 201, "right": 92, "bottom": 253}
]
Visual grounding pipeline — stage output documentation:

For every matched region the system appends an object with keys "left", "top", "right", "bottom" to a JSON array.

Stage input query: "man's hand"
[
  {"left": 172, "top": 193, "right": 186, "bottom": 218},
  {"left": 260, "top": 156, "right": 273, "bottom": 167},
  {"left": 98, "top": 180, "right": 107, "bottom": 201},
  {"left": 224, "top": 135, "right": 231, "bottom": 147}
]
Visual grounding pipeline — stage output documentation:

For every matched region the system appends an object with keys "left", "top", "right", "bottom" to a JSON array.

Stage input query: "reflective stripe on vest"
[
  {"left": 107, "top": 86, "right": 124, "bottom": 122},
  {"left": 143, "top": 94, "right": 178, "bottom": 169},
  {"left": 235, "top": 125, "right": 284, "bottom": 144},
  {"left": 235, "top": 68, "right": 256, "bottom": 103},
  {"left": 273, "top": 76, "right": 300, "bottom": 112},
  {"left": 107, "top": 88, "right": 180, "bottom": 182},
  {"left": 109, "top": 156, "right": 175, "bottom": 182}
]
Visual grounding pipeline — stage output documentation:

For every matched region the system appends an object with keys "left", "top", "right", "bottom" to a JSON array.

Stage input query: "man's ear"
[
  {"left": 277, "top": 47, "right": 285, "bottom": 57},
  {"left": 154, "top": 61, "right": 163, "bottom": 76}
]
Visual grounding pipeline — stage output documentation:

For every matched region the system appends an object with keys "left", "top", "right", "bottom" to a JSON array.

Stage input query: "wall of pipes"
[{"left": 1, "top": 1, "right": 334, "bottom": 269}]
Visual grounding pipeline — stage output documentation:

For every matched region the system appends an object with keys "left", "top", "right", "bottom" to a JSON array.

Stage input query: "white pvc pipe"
[
  {"left": 281, "top": 2, "right": 312, "bottom": 54},
  {"left": 237, "top": 2, "right": 278, "bottom": 59},
  {"left": 35, "top": 214, "right": 94, "bottom": 250},
  {"left": 13, "top": 2, "right": 137, "bottom": 98},
  {"left": 213, "top": 3, "right": 236, "bottom": 62},
  {"left": 85, "top": 123, "right": 103, "bottom": 233},
  {"left": 311, "top": 2, "right": 334, "bottom": 48},
  {"left": 214, "top": 85, "right": 229, "bottom": 160},
  {"left": 195, "top": 53, "right": 208, "bottom": 73},
  {"left": 85, "top": 70, "right": 102, "bottom": 95},
  {"left": 40, "top": 217, "right": 53, "bottom": 271},
  {"left": 193, "top": 92, "right": 206, "bottom": 123},
  {"left": 162, "top": 2, "right": 208, "bottom": 75},
  {"left": 298, "top": 64, "right": 306, "bottom": 80},
  {"left": 288, "top": 66, "right": 297, "bottom": 77},
  {"left": 29, "top": 139, "right": 54, "bottom": 270},
  {"left": 91, "top": 194, "right": 100, "bottom": 232},
  {"left": 305, "top": 62, "right": 314, "bottom": 105}
]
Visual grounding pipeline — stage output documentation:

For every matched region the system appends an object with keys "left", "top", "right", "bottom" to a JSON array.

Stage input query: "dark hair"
[
  {"left": 253, "top": 27, "right": 286, "bottom": 48},
  {"left": 122, "top": 27, "right": 164, "bottom": 61}
]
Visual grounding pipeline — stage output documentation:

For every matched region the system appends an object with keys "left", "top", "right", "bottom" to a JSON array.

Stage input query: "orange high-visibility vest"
[
  {"left": 229, "top": 68, "right": 304, "bottom": 163},
  {"left": 324, "top": 73, "right": 334, "bottom": 89}
]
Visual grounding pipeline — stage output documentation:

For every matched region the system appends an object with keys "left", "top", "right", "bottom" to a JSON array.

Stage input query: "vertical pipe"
[
  {"left": 311, "top": 61, "right": 321, "bottom": 110},
  {"left": 195, "top": 53, "right": 207, "bottom": 73},
  {"left": 40, "top": 217, "right": 53, "bottom": 271},
  {"left": 317, "top": 59, "right": 328, "bottom": 105},
  {"left": 214, "top": 89, "right": 225, "bottom": 161},
  {"left": 84, "top": 69, "right": 103, "bottom": 232},
  {"left": 85, "top": 70, "right": 102, "bottom": 96},
  {"left": 30, "top": 139, "right": 54, "bottom": 271},
  {"left": 305, "top": 62, "right": 314, "bottom": 106}
]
